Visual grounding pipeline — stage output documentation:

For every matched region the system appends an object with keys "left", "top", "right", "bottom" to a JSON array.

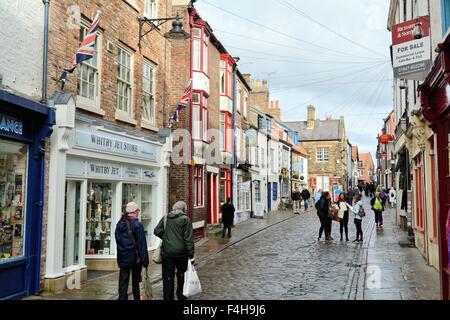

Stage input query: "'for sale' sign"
[{"left": 391, "top": 16, "right": 431, "bottom": 80}]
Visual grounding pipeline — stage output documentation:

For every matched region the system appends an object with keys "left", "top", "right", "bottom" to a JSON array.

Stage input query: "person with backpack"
[
  {"left": 115, "top": 202, "right": 149, "bottom": 300},
  {"left": 350, "top": 195, "right": 365, "bottom": 242},
  {"left": 389, "top": 187, "right": 396, "bottom": 208},
  {"left": 154, "top": 201, "right": 194, "bottom": 300},
  {"left": 316, "top": 191, "right": 333, "bottom": 241},
  {"left": 292, "top": 188, "right": 302, "bottom": 214},
  {"left": 301, "top": 187, "right": 311, "bottom": 211},
  {"left": 371, "top": 192, "right": 385, "bottom": 228}
]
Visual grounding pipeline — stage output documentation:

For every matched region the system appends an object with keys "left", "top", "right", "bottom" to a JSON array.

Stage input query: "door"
[{"left": 268, "top": 182, "right": 272, "bottom": 212}]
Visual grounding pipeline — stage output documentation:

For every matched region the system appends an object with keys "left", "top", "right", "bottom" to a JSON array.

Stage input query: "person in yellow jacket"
[{"left": 371, "top": 192, "right": 385, "bottom": 228}]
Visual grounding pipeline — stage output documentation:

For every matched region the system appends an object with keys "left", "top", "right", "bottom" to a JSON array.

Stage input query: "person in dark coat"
[
  {"left": 115, "top": 202, "right": 149, "bottom": 300},
  {"left": 292, "top": 189, "right": 302, "bottom": 214},
  {"left": 154, "top": 201, "right": 194, "bottom": 300},
  {"left": 221, "top": 198, "right": 235, "bottom": 238},
  {"left": 301, "top": 188, "right": 311, "bottom": 211},
  {"left": 315, "top": 191, "right": 333, "bottom": 241}
]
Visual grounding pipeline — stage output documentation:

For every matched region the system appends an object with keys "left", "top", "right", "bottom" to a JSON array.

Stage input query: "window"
[
  {"left": 442, "top": 0, "right": 450, "bottom": 35},
  {"left": 194, "top": 166, "right": 204, "bottom": 207},
  {"left": 238, "top": 177, "right": 250, "bottom": 211},
  {"left": 237, "top": 87, "right": 241, "bottom": 113},
  {"left": 78, "top": 22, "right": 101, "bottom": 108},
  {"left": 254, "top": 181, "right": 261, "bottom": 203},
  {"left": 220, "top": 57, "right": 233, "bottom": 97},
  {"left": 266, "top": 119, "right": 272, "bottom": 134},
  {"left": 122, "top": 184, "right": 156, "bottom": 248},
  {"left": 273, "top": 183, "right": 278, "bottom": 201},
  {"left": 142, "top": 61, "right": 155, "bottom": 125},
  {"left": 86, "top": 182, "right": 112, "bottom": 256},
  {"left": 220, "top": 169, "right": 231, "bottom": 204},
  {"left": 192, "top": 93, "right": 208, "bottom": 141},
  {"left": 117, "top": 47, "right": 133, "bottom": 116},
  {"left": 316, "top": 147, "right": 329, "bottom": 163},
  {"left": 144, "top": 0, "right": 157, "bottom": 19},
  {"left": 0, "top": 141, "right": 28, "bottom": 264},
  {"left": 220, "top": 112, "right": 232, "bottom": 152},
  {"left": 192, "top": 27, "right": 208, "bottom": 74},
  {"left": 243, "top": 92, "right": 248, "bottom": 118}
]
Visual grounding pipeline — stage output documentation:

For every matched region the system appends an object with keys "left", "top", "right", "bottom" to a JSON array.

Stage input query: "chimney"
[
  {"left": 270, "top": 100, "right": 281, "bottom": 119},
  {"left": 307, "top": 105, "right": 315, "bottom": 129}
]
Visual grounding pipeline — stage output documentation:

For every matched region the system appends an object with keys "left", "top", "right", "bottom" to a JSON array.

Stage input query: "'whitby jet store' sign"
[
  {"left": 74, "top": 128, "right": 157, "bottom": 162},
  {"left": 391, "top": 16, "right": 431, "bottom": 80}
]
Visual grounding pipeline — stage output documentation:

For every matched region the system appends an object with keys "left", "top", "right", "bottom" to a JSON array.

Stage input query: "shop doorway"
[
  {"left": 207, "top": 173, "right": 218, "bottom": 225},
  {"left": 268, "top": 182, "right": 272, "bottom": 212}
]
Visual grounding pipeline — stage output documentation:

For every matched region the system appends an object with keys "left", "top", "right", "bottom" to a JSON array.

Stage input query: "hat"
[{"left": 125, "top": 202, "right": 140, "bottom": 214}]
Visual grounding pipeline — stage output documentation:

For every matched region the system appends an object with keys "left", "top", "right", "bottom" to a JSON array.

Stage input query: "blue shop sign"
[{"left": 0, "top": 113, "right": 23, "bottom": 138}]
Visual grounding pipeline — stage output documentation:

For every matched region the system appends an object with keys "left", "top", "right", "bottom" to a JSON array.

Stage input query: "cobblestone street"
[
  {"left": 150, "top": 197, "right": 440, "bottom": 300},
  {"left": 28, "top": 197, "right": 440, "bottom": 300}
]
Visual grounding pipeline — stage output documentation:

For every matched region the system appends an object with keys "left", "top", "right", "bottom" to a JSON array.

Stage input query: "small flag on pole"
[
  {"left": 168, "top": 79, "right": 193, "bottom": 128},
  {"left": 59, "top": 11, "right": 101, "bottom": 90}
]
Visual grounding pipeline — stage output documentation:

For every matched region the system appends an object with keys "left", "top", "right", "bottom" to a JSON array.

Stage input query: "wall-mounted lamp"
[
  {"left": 412, "top": 20, "right": 424, "bottom": 39},
  {"left": 138, "top": 14, "right": 189, "bottom": 49}
]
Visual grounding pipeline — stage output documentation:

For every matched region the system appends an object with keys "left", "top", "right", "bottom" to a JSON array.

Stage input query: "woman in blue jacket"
[{"left": 115, "top": 202, "right": 149, "bottom": 300}]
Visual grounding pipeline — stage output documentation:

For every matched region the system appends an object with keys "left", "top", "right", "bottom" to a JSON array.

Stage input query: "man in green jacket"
[{"left": 154, "top": 201, "right": 194, "bottom": 300}]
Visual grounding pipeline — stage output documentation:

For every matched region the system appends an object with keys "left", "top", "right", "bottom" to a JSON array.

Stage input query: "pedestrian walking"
[
  {"left": 315, "top": 191, "right": 333, "bottom": 241},
  {"left": 337, "top": 193, "right": 351, "bottom": 241},
  {"left": 115, "top": 202, "right": 149, "bottom": 300},
  {"left": 221, "top": 198, "right": 235, "bottom": 238},
  {"left": 154, "top": 201, "right": 194, "bottom": 301},
  {"left": 301, "top": 187, "right": 311, "bottom": 211},
  {"left": 292, "top": 188, "right": 302, "bottom": 214},
  {"left": 364, "top": 183, "right": 369, "bottom": 197},
  {"left": 389, "top": 187, "right": 396, "bottom": 208},
  {"left": 371, "top": 192, "right": 385, "bottom": 228},
  {"left": 350, "top": 195, "right": 364, "bottom": 242}
]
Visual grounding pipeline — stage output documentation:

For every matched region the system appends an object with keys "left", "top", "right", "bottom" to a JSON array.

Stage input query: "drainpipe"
[
  {"left": 42, "top": 0, "right": 50, "bottom": 104},
  {"left": 232, "top": 62, "right": 237, "bottom": 209}
]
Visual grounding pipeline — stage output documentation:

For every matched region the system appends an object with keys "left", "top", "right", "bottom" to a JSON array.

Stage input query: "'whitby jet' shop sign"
[{"left": 0, "top": 113, "right": 24, "bottom": 139}]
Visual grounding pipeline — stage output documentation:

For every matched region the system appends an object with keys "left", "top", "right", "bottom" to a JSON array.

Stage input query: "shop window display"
[
  {"left": 122, "top": 184, "right": 155, "bottom": 248},
  {"left": 86, "top": 183, "right": 112, "bottom": 256},
  {"left": 0, "top": 141, "right": 27, "bottom": 263}
]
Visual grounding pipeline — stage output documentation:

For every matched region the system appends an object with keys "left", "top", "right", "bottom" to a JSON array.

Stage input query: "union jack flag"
[
  {"left": 59, "top": 11, "right": 101, "bottom": 90},
  {"left": 168, "top": 79, "right": 193, "bottom": 128}
]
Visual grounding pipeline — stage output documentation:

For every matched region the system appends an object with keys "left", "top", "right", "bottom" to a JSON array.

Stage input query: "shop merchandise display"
[
  {"left": 86, "top": 183, "right": 112, "bottom": 255},
  {"left": 0, "top": 150, "right": 26, "bottom": 263}
]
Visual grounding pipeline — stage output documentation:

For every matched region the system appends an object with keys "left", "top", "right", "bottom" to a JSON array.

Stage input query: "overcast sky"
[{"left": 195, "top": 0, "right": 393, "bottom": 161}]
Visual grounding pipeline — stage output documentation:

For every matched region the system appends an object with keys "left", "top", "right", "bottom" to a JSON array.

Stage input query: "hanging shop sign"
[
  {"left": 74, "top": 129, "right": 157, "bottom": 162},
  {"left": 391, "top": 16, "right": 431, "bottom": 80}
]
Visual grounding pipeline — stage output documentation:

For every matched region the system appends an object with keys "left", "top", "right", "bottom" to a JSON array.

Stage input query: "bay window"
[
  {"left": 192, "top": 93, "right": 208, "bottom": 141},
  {"left": 194, "top": 166, "right": 204, "bottom": 207},
  {"left": 220, "top": 57, "right": 233, "bottom": 98},
  {"left": 192, "top": 27, "right": 209, "bottom": 74},
  {"left": 220, "top": 112, "right": 232, "bottom": 152}
]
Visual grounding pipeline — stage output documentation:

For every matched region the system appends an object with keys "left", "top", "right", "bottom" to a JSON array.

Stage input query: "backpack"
[{"left": 358, "top": 205, "right": 366, "bottom": 218}]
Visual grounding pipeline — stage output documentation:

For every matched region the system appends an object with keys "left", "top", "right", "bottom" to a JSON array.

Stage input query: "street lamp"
[
  {"left": 412, "top": 20, "right": 424, "bottom": 39},
  {"left": 138, "top": 14, "right": 189, "bottom": 49}
]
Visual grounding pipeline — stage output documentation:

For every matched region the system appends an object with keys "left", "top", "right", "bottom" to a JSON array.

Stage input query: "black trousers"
[
  {"left": 354, "top": 218, "right": 363, "bottom": 240},
  {"left": 118, "top": 265, "right": 142, "bottom": 300},
  {"left": 223, "top": 224, "right": 232, "bottom": 237},
  {"left": 325, "top": 217, "right": 332, "bottom": 238},
  {"left": 318, "top": 214, "right": 326, "bottom": 238},
  {"left": 340, "top": 213, "right": 349, "bottom": 239},
  {"left": 162, "top": 257, "right": 189, "bottom": 300},
  {"left": 374, "top": 210, "right": 383, "bottom": 225}
]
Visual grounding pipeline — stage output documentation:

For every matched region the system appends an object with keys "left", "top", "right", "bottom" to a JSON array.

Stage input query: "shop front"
[
  {"left": 419, "top": 34, "right": 450, "bottom": 299},
  {"left": 0, "top": 90, "right": 55, "bottom": 299},
  {"left": 43, "top": 94, "right": 171, "bottom": 292}
]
